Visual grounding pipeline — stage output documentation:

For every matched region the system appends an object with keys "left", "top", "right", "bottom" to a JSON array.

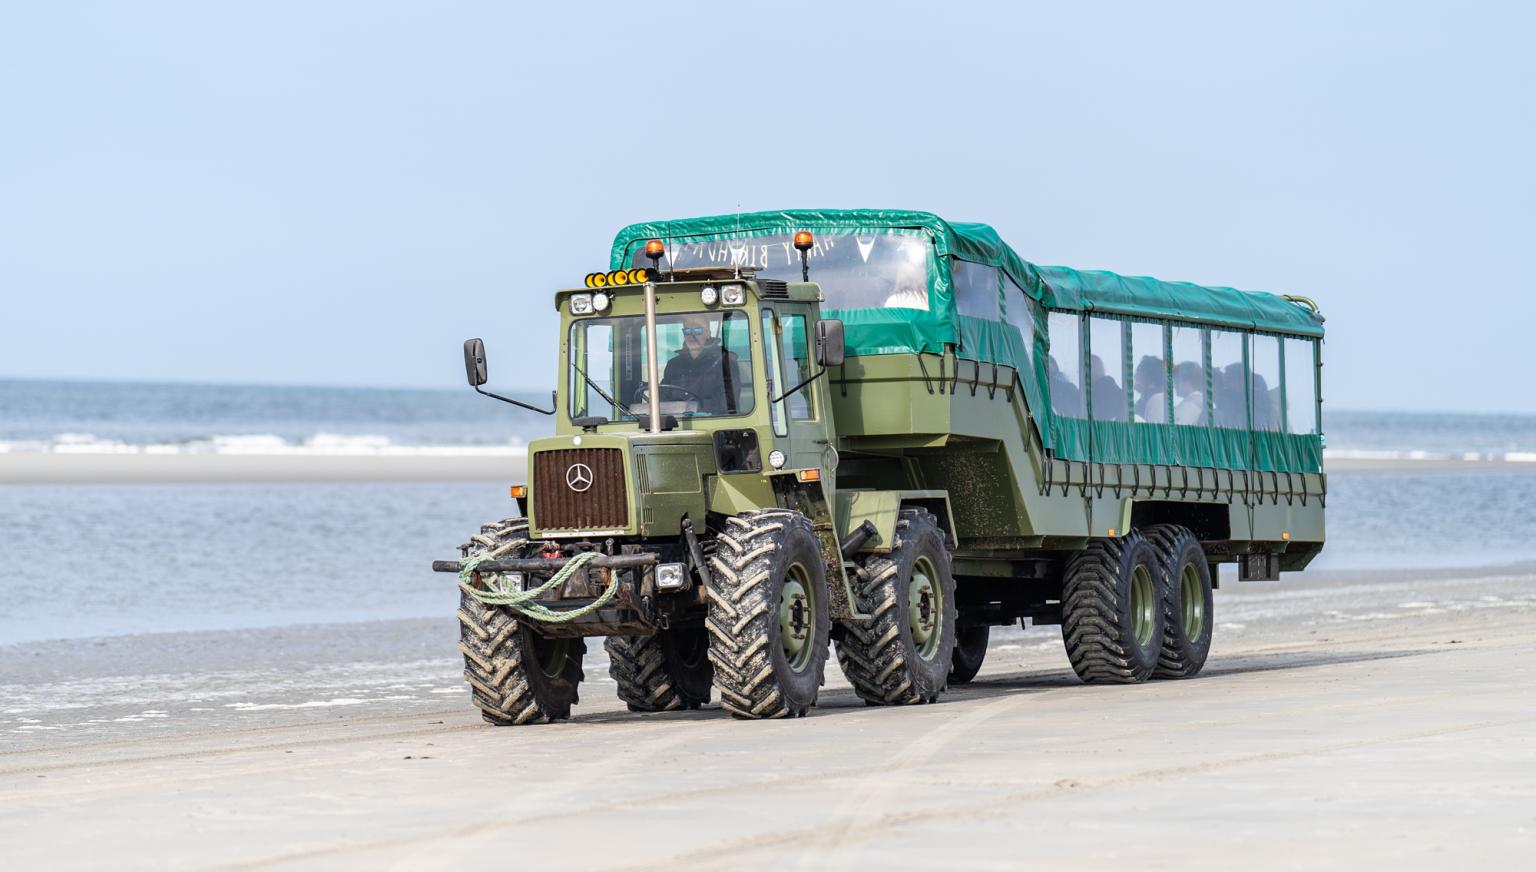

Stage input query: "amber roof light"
[{"left": 793, "top": 231, "right": 814, "bottom": 251}]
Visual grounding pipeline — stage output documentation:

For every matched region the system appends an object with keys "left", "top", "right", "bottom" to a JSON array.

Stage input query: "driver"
[{"left": 660, "top": 314, "right": 741, "bottom": 414}]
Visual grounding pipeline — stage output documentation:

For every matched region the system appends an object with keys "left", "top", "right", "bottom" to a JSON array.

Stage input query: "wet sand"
[
  {"left": 4, "top": 450, "right": 1536, "bottom": 484},
  {"left": 3, "top": 563, "right": 1534, "bottom": 869}
]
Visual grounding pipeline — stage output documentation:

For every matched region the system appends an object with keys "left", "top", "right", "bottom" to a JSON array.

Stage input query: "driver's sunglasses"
[{"left": 682, "top": 327, "right": 705, "bottom": 337}]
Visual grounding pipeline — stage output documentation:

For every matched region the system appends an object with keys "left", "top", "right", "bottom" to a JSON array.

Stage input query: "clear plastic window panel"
[
  {"left": 952, "top": 260, "right": 1000, "bottom": 319},
  {"left": 1047, "top": 311, "right": 1084, "bottom": 418},
  {"left": 636, "top": 231, "right": 933, "bottom": 311},
  {"left": 1250, "top": 334, "right": 1282, "bottom": 432},
  {"left": 1130, "top": 321, "right": 1169, "bottom": 424},
  {"left": 1284, "top": 337, "right": 1318, "bottom": 434},
  {"left": 1209, "top": 329, "right": 1248, "bottom": 429},
  {"left": 1002, "top": 276, "right": 1037, "bottom": 374},
  {"left": 1171, "top": 325, "right": 1206, "bottom": 426},
  {"left": 1088, "top": 316, "right": 1129, "bottom": 423}
]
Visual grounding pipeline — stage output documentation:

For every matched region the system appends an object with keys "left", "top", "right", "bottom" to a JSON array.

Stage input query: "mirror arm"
[
  {"left": 771, "top": 368, "right": 827, "bottom": 404},
  {"left": 474, "top": 385, "right": 556, "bottom": 416}
]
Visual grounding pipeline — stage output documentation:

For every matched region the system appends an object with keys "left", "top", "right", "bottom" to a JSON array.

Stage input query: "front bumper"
[{"left": 433, "top": 553, "right": 661, "bottom": 637}]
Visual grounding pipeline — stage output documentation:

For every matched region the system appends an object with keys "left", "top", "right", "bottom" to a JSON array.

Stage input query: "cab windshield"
[{"left": 568, "top": 310, "right": 755, "bottom": 422}]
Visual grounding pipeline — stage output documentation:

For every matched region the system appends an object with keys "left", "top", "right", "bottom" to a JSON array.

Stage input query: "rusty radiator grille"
[{"left": 533, "top": 448, "right": 628, "bottom": 530}]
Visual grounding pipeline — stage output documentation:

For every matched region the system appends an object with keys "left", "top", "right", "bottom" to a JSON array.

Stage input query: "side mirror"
[
  {"left": 463, "top": 338, "right": 488, "bottom": 387},
  {"left": 816, "top": 319, "right": 845, "bottom": 368}
]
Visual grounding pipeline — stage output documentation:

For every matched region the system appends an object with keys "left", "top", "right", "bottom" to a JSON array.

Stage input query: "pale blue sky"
[{"left": 2, "top": 2, "right": 1531, "bottom": 413}]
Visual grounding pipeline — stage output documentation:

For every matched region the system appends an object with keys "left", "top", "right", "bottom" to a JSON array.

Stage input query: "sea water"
[{"left": 1, "top": 379, "right": 1534, "bottom": 644}]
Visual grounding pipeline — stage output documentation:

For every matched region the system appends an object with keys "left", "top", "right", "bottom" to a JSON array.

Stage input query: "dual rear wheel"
[{"left": 1061, "top": 525, "right": 1213, "bottom": 684}]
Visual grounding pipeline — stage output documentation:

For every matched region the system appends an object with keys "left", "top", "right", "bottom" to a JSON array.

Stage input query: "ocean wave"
[
  {"left": 0, "top": 433, "right": 527, "bottom": 457},
  {"left": 1323, "top": 448, "right": 1536, "bottom": 463}
]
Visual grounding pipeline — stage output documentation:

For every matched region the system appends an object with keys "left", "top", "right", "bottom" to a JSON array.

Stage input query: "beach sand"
[
  {"left": 4, "top": 562, "right": 1533, "bottom": 869},
  {"left": 3, "top": 450, "right": 1535, "bottom": 484}
]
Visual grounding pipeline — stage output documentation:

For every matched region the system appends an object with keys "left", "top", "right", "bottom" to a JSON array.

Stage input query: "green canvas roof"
[{"left": 610, "top": 209, "right": 1323, "bottom": 338}]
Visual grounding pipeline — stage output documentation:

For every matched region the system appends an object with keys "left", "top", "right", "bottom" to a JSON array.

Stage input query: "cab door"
[{"left": 762, "top": 304, "right": 834, "bottom": 477}]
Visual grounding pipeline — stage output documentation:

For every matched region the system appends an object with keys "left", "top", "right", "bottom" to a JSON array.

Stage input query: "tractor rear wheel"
[
  {"left": 949, "top": 624, "right": 990, "bottom": 685},
  {"left": 836, "top": 508, "right": 958, "bottom": 705},
  {"left": 1143, "top": 524, "right": 1214, "bottom": 679},
  {"left": 1060, "top": 533, "right": 1164, "bottom": 684},
  {"left": 456, "top": 518, "right": 586, "bottom": 725},
  {"left": 605, "top": 627, "right": 713, "bottom": 712},
  {"left": 706, "top": 510, "right": 831, "bottom": 719}
]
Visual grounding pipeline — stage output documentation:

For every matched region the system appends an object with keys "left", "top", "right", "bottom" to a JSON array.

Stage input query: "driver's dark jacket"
[{"left": 661, "top": 340, "right": 742, "bottom": 414}]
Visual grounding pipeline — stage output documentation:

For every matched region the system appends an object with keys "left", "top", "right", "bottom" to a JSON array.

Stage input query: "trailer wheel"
[
  {"left": 949, "top": 624, "right": 990, "bottom": 685},
  {"left": 1060, "top": 533, "right": 1164, "bottom": 684},
  {"left": 1143, "top": 525, "right": 1214, "bottom": 679},
  {"left": 706, "top": 510, "right": 831, "bottom": 719},
  {"left": 456, "top": 518, "right": 586, "bottom": 725},
  {"left": 605, "top": 627, "right": 713, "bottom": 712},
  {"left": 836, "top": 508, "right": 958, "bottom": 705}
]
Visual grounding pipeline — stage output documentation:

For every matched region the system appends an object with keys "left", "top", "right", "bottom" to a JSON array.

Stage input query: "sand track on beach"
[{"left": 3, "top": 568, "right": 1534, "bottom": 870}]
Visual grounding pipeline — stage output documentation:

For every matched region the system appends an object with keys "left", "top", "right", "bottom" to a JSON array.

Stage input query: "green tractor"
[{"left": 435, "top": 210, "right": 1326, "bottom": 724}]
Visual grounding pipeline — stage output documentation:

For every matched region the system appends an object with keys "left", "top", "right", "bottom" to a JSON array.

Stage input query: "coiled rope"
[{"left": 458, "top": 551, "right": 616, "bottom": 623}]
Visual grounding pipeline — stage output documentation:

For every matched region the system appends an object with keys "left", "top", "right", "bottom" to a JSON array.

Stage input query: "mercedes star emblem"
[{"left": 565, "top": 463, "right": 594, "bottom": 492}]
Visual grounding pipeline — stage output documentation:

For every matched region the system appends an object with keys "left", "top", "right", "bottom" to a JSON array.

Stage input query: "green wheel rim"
[
  {"left": 1130, "top": 565, "right": 1157, "bottom": 648},
  {"left": 908, "top": 556, "right": 942, "bottom": 660},
  {"left": 536, "top": 636, "right": 570, "bottom": 678},
  {"left": 1180, "top": 564, "right": 1205, "bottom": 641},
  {"left": 779, "top": 564, "right": 815, "bottom": 672}
]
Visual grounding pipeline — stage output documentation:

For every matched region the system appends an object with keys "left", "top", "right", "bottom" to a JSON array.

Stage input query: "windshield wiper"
[
  {"left": 570, "top": 360, "right": 635, "bottom": 420},
  {"left": 771, "top": 368, "right": 826, "bottom": 404}
]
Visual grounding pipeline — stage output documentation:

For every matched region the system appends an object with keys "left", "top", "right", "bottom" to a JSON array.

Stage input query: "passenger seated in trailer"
[
  {"left": 1173, "top": 362, "right": 1207, "bottom": 425},
  {"left": 1133, "top": 355, "right": 1167, "bottom": 422},
  {"left": 1090, "top": 354, "right": 1128, "bottom": 422},
  {"left": 1048, "top": 355, "right": 1081, "bottom": 417},
  {"left": 1213, "top": 362, "right": 1247, "bottom": 428}
]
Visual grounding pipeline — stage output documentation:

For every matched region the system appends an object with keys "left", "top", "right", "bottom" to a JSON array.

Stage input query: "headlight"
[
  {"left": 721, "top": 284, "right": 746, "bottom": 305},
  {"left": 591, "top": 292, "right": 610, "bottom": 312},
  {"left": 700, "top": 285, "right": 718, "bottom": 305},
  {"left": 569, "top": 294, "right": 593, "bottom": 315},
  {"left": 656, "top": 562, "right": 688, "bottom": 591},
  {"left": 768, "top": 449, "right": 786, "bottom": 469}
]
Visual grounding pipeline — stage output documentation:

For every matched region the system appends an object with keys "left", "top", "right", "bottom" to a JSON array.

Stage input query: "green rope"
[{"left": 459, "top": 551, "right": 617, "bottom": 624}]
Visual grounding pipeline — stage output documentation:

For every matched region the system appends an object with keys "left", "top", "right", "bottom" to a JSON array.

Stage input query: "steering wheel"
[{"left": 634, "top": 383, "right": 704, "bottom": 405}]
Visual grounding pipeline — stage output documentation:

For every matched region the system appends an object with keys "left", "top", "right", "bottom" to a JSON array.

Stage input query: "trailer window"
[
  {"left": 1003, "top": 275, "right": 1037, "bottom": 375},
  {"left": 1088, "top": 317, "right": 1129, "bottom": 423},
  {"left": 1047, "top": 312, "right": 1084, "bottom": 418},
  {"left": 634, "top": 231, "right": 933, "bottom": 312},
  {"left": 1171, "top": 325, "right": 1207, "bottom": 426},
  {"left": 1210, "top": 329, "right": 1247, "bottom": 429},
  {"left": 1284, "top": 337, "right": 1319, "bottom": 434},
  {"left": 952, "top": 260, "right": 1000, "bottom": 319},
  {"left": 1250, "top": 334, "right": 1282, "bottom": 432},
  {"left": 1130, "top": 321, "right": 1169, "bottom": 424}
]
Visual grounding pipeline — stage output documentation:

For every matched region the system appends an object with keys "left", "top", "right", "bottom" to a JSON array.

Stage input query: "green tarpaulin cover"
[{"left": 610, "top": 209, "right": 1325, "bottom": 473}]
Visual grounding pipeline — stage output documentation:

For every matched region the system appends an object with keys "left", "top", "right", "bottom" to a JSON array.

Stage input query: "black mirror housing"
[
  {"left": 816, "top": 319, "right": 845, "bottom": 368},
  {"left": 464, "top": 338, "right": 488, "bottom": 387}
]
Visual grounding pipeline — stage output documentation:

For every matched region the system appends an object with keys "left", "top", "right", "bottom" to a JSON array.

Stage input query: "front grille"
[{"left": 533, "top": 448, "right": 628, "bottom": 530}]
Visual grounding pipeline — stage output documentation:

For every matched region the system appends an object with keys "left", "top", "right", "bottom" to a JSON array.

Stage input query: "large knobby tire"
[
  {"left": 1143, "top": 524, "right": 1214, "bottom": 679},
  {"left": 706, "top": 510, "right": 832, "bottom": 719},
  {"left": 836, "top": 508, "right": 958, "bottom": 705},
  {"left": 605, "top": 627, "right": 713, "bottom": 712},
  {"left": 456, "top": 518, "right": 586, "bottom": 725},
  {"left": 949, "top": 624, "right": 990, "bottom": 685},
  {"left": 1060, "top": 533, "right": 1164, "bottom": 684}
]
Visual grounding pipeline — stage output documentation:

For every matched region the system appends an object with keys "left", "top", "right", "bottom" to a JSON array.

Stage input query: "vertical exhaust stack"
[{"left": 643, "top": 280, "right": 662, "bottom": 433}]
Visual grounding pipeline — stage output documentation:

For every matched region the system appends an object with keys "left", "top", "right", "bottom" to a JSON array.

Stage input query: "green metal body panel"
[{"left": 515, "top": 211, "right": 1325, "bottom": 632}]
